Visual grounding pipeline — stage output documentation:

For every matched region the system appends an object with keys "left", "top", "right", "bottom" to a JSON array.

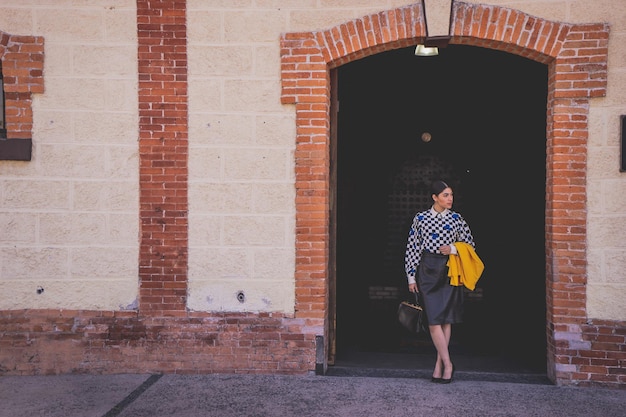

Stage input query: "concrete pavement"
[{"left": 1, "top": 371, "right": 624, "bottom": 417}]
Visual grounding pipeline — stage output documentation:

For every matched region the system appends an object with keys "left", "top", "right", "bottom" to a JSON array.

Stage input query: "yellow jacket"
[{"left": 447, "top": 242, "right": 485, "bottom": 291}]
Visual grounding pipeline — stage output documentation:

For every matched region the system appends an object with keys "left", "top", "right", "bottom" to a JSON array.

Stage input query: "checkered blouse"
[{"left": 404, "top": 207, "right": 475, "bottom": 284}]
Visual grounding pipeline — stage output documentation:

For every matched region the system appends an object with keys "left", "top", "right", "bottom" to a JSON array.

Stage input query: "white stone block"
[
  {"left": 188, "top": 215, "right": 221, "bottom": 246},
  {"left": 588, "top": 146, "right": 621, "bottom": 177},
  {"left": 188, "top": 147, "right": 223, "bottom": 181},
  {"left": 70, "top": 247, "right": 137, "bottom": 278},
  {"left": 35, "top": 8, "right": 103, "bottom": 42},
  {"left": 187, "top": 279, "right": 295, "bottom": 313},
  {"left": 222, "top": 215, "right": 286, "bottom": 246},
  {"left": 256, "top": 115, "right": 296, "bottom": 146},
  {"left": 189, "top": 46, "right": 253, "bottom": 77},
  {"left": 187, "top": 10, "right": 222, "bottom": 43},
  {"left": 188, "top": 247, "right": 252, "bottom": 280},
  {"left": 605, "top": 72, "right": 626, "bottom": 105},
  {"left": 73, "top": 45, "right": 137, "bottom": 76},
  {"left": 609, "top": 33, "right": 626, "bottom": 69},
  {"left": 38, "top": 144, "right": 107, "bottom": 179},
  {"left": 600, "top": 179, "right": 626, "bottom": 213},
  {"left": 39, "top": 213, "right": 108, "bottom": 245},
  {"left": 103, "top": 79, "right": 138, "bottom": 114},
  {"left": 255, "top": 45, "right": 281, "bottom": 77},
  {"left": 571, "top": 0, "right": 626, "bottom": 27},
  {"left": 0, "top": 7, "right": 34, "bottom": 34},
  {"left": 0, "top": 279, "right": 138, "bottom": 310},
  {"left": 0, "top": 214, "right": 37, "bottom": 244},
  {"left": 604, "top": 250, "right": 626, "bottom": 284},
  {"left": 587, "top": 216, "right": 626, "bottom": 247},
  {"left": 253, "top": 248, "right": 295, "bottom": 280},
  {"left": 33, "top": 111, "right": 74, "bottom": 143},
  {"left": 73, "top": 181, "right": 137, "bottom": 211},
  {"left": 289, "top": 8, "right": 381, "bottom": 32},
  {"left": 188, "top": 79, "right": 223, "bottom": 112},
  {"left": 224, "top": 79, "right": 283, "bottom": 113},
  {"left": 252, "top": 183, "right": 295, "bottom": 214},
  {"left": 37, "top": 78, "right": 107, "bottom": 112},
  {"left": 0, "top": 159, "right": 39, "bottom": 176},
  {"left": 224, "top": 10, "right": 286, "bottom": 43},
  {"left": 107, "top": 147, "right": 139, "bottom": 180},
  {"left": 587, "top": 283, "right": 626, "bottom": 321},
  {"left": 190, "top": 182, "right": 254, "bottom": 213},
  {"left": 1, "top": 180, "right": 70, "bottom": 210},
  {"left": 188, "top": 0, "right": 255, "bottom": 9},
  {"left": 41, "top": 43, "right": 72, "bottom": 76},
  {"left": 0, "top": 247, "right": 68, "bottom": 279},
  {"left": 103, "top": 7, "right": 137, "bottom": 43},
  {"left": 223, "top": 147, "right": 288, "bottom": 180},
  {"left": 189, "top": 114, "right": 255, "bottom": 146},
  {"left": 108, "top": 213, "right": 138, "bottom": 244}
]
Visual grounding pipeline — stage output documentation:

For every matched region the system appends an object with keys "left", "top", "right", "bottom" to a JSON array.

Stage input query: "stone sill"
[{"left": 0, "top": 138, "right": 32, "bottom": 161}]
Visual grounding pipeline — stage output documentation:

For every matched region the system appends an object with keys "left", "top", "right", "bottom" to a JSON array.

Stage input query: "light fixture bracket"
[{"left": 423, "top": 36, "right": 451, "bottom": 49}]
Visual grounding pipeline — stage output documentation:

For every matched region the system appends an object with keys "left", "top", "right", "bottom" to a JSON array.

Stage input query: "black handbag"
[{"left": 397, "top": 291, "right": 426, "bottom": 334}]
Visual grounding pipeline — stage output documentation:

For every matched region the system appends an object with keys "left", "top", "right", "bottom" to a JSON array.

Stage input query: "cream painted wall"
[
  {"left": 185, "top": 0, "right": 417, "bottom": 313},
  {"left": 186, "top": 2, "right": 296, "bottom": 313},
  {"left": 0, "top": 1, "right": 624, "bottom": 319},
  {"left": 185, "top": 0, "right": 626, "bottom": 317},
  {"left": 0, "top": 0, "right": 139, "bottom": 310}
]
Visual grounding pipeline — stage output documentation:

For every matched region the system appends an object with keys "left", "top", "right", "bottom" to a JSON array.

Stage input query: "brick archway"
[{"left": 280, "top": 1, "right": 609, "bottom": 385}]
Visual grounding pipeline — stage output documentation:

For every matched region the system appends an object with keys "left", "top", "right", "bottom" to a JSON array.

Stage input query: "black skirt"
[{"left": 417, "top": 252, "right": 464, "bottom": 325}]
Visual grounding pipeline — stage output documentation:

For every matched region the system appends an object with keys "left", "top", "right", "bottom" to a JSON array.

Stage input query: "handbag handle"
[{"left": 411, "top": 291, "right": 420, "bottom": 306}]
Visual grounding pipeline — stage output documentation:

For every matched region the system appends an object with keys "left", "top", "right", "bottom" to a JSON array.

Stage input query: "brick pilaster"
[{"left": 137, "top": 0, "right": 189, "bottom": 316}]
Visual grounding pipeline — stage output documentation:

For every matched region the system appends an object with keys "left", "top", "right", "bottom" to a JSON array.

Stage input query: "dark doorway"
[{"left": 333, "top": 45, "right": 547, "bottom": 377}]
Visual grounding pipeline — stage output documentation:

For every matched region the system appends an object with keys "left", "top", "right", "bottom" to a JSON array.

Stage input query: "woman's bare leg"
[{"left": 429, "top": 324, "right": 453, "bottom": 379}]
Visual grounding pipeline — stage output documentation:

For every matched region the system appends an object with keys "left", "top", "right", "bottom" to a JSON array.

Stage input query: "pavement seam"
[{"left": 101, "top": 374, "right": 163, "bottom": 417}]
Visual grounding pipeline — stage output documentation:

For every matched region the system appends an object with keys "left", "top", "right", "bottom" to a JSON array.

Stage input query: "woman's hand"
[
  {"left": 439, "top": 245, "right": 452, "bottom": 255},
  {"left": 408, "top": 283, "right": 418, "bottom": 293}
]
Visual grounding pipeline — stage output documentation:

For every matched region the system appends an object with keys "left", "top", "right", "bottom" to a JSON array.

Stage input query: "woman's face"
[{"left": 432, "top": 187, "right": 453, "bottom": 211}]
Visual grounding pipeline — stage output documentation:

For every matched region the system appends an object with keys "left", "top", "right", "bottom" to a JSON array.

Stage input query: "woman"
[{"left": 404, "top": 180, "right": 476, "bottom": 384}]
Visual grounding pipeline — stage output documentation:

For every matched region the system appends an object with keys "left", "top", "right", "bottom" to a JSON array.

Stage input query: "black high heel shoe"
[
  {"left": 440, "top": 363, "right": 455, "bottom": 384},
  {"left": 431, "top": 362, "right": 443, "bottom": 383}
]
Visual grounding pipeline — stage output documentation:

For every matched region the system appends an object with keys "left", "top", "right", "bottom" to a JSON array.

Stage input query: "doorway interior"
[{"left": 333, "top": 44, "right": 548, "bottom": 376}]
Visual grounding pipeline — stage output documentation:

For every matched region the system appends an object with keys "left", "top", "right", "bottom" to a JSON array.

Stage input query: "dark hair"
[{"left": 430, "top": 180, "right": 450, "bottom": 196}]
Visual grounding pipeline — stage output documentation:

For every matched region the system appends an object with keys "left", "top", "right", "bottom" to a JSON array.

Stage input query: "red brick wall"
[{"left": 0, "top": 309, "right": 313, "bottom": 375}]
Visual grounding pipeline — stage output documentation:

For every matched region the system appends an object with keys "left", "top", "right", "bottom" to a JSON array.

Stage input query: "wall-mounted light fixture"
[
  {"left": 414, "top": 44, "right": 439, "bottom": 57},
  {"left": 415, "top": 0, "right": 454, "bottom": 57}
]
